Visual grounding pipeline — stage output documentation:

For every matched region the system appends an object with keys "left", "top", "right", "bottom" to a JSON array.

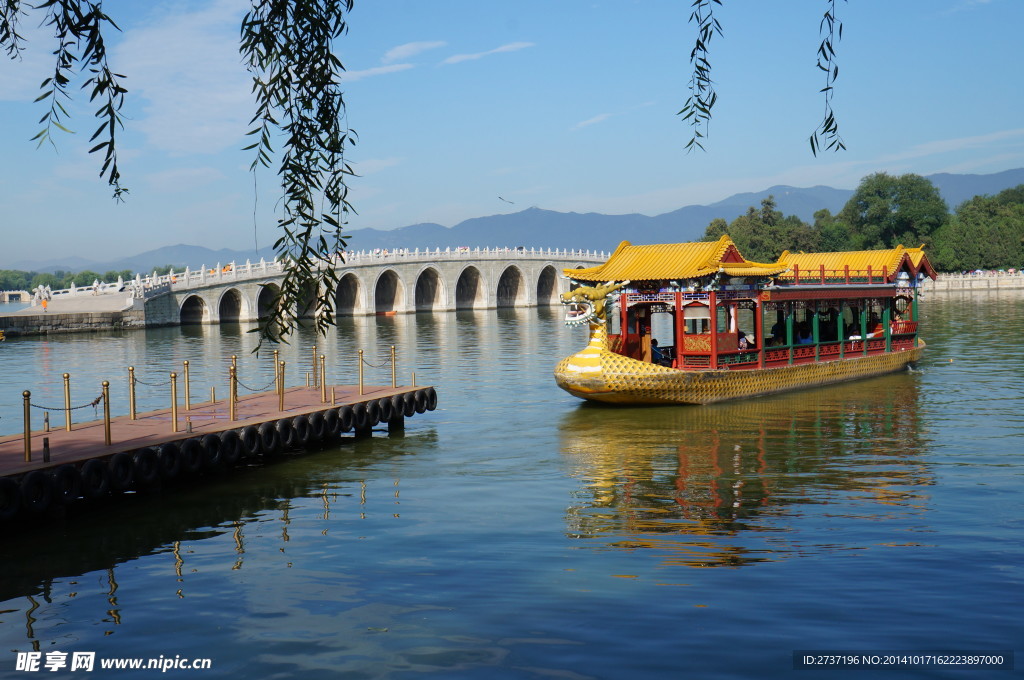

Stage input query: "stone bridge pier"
[{"left": 142, "top": 249, "right": 605, "bottom": 325}]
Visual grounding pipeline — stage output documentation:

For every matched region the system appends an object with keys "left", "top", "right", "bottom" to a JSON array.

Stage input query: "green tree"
[
  {"left": 702, "top": 196, "right": 815, "bottom": 262},
  {"left": 932, "top": 187, "right": 1024, "bottom": 271},
  {"left": 30, "top": 273, "right": 60, "bottom": 289},
  {"left": 102, "top": 269, "right": 133, "bottom": 283},
  {"left": 812, "top": 209, "right": 850, "bottom": 252},
  {"left": 838, "top": 173, "right": 948, "bottom": 250}
]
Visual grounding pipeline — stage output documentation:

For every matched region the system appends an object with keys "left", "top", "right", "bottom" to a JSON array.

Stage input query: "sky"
[{"left": 1, "top": 0, "right": 1022, "bottom": 266}]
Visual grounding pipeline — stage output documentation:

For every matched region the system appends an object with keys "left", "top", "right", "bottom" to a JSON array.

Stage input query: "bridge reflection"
[{"left": 559, "top": 373, "right": 930, "bottom": 569}]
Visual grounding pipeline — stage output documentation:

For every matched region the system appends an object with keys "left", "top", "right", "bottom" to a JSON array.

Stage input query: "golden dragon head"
[{"left": 560, "top": 280, "right": 629, "bottom": 327}]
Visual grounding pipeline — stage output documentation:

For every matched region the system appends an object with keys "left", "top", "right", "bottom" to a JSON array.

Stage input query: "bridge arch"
[
  {"left": 455, "top": 265, "right": 486, "bottom": 310},
  {"left": 496, "top": 265, "right": 527, "bottom": 307},
  {"left": 218, "top": 288, "right": 246, "bottom": 323},
  {"left": 180, "top": 294, "right": 211, "bottom": 324},
  {"left": 374, "top": 269, "right": 406, "bottom": 314},
  {"left": 414, "top": 266, "right": 445, "bottom": 312},
  {"left": 336, "top": 272, "right": 365, "bottom": 316},
  {"left": 256, "top": 283, "right": 281, "bottom": 321},
  {"left": 536, "top": 265, "right": 561, "bottom": 306}
]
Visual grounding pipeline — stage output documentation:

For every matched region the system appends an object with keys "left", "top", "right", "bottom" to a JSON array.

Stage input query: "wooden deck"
[{"left": 0, "top": 383, "right": 432, "bottom": 479}]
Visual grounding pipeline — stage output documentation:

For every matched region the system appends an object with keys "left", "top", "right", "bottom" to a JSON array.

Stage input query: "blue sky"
[{"left": 1, "top": 0, "right": 1022, "bottom": 266}]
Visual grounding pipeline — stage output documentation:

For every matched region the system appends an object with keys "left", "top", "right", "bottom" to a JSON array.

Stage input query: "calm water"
[{"left": 1, "top": 293, "right": 1022, "bottom": 679}]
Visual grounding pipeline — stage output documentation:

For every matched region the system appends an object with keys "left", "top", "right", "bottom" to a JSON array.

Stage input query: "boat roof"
[
  {"left": 566, "top": 235, "right": 788, "bottom": 283},
  {"left": 776, "top": 245, "right": 937, "bottom": 282}
]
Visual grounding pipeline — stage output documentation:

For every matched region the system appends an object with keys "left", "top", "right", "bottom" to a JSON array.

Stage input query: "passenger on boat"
[
  {"left": 737, "top": 331, "right": 751, "bottom": 350},
  {"left": 796, "top": 322, "right": 813, "bottom": 344},
  {"left": 651, "top": 339, "right": 671, "bottom": 366}
]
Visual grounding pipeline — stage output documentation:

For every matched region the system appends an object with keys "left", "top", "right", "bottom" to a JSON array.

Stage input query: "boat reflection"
[{"left": 559, "top": 373, "right": 931, "bottom": 568}]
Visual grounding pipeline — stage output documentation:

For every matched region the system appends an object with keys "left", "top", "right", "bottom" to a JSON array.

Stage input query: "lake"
[{"left": 1, "top": 292, "right": 1021, "bottom": 679}]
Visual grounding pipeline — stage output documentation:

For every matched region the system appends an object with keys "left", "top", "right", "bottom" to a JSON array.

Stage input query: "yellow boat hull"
[{"left": 554, "top": 326, "right": 924, "bottom": 405}]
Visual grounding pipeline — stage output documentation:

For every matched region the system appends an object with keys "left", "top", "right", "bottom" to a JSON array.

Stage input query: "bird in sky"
[{"left": 498, "top": 196, "right": 514, "bottom": 204}]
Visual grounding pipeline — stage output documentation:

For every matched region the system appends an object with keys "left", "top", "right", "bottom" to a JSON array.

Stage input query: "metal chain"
[
  {"left": 236, "top": 375, "right": 277, "bottom": 393},
  {"left": 360, "top": 356, "right": 393, "bottom": 369},
  {"left": 30, "top": 393, "right": 104, "bottom": 411},
  {"left": 134, "top": 376, "right": 172, "bottom": 387}
]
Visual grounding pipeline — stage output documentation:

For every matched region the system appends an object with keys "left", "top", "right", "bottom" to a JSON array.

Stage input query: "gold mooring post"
[
  {"left": 390, "top": 345, "right": 397, "bottom": 388},
  {"left": 183, "top": 360, "right": 191, "bottom": 411},
  {"left": 274, "top": 350, "right": 282, "bottom": 397},
  {"left": 63, "top": 372, "right": 71, "bottom": 431},
  {"left": 229, "top": 365, "right": 237, "bottom": 421},
  {"left": 358, "top": 350, "right": 364, "bottom": 395},
  {"left": 412, "top": 372, "right": 417, "bottom": 387},
  {"left": 278, "top": 360, "right": 285, "bottom": 412},
  {"left": 311, "top": 344, "right": 318, "bottom": 388},
  {"left": 331, "top": 386, "right": 337, "bottom": 406},
  {"left": 320, "top": 355, "right": 327, "bottom": 403},
  {"left": 170, "top": 372, "right": 179, "bottom": 433},
  {"left": 210, "top": 386, "right": 216, "bottom": 403},
  {"left": 102, "top": 381, "right": 111, "bottom": 445},
  {"left": 128, "top": 366, "right": 137, "bottom": 420},
  {"left": 22, "top": 390, "right": 31, "bottom": 462}
]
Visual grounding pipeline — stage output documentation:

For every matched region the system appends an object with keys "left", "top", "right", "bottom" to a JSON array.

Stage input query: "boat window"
[{"left": 683, "top": 304, "right": 710, "bottom": 334}]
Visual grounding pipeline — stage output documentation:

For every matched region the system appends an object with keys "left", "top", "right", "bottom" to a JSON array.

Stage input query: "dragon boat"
[{"left": 554, "top": 235, "right": 936, "bottom": 404}]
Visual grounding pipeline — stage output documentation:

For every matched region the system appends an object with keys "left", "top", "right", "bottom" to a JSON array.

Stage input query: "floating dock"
[{"left": 0, "top": 381, "right": 438, "bottom": 523}]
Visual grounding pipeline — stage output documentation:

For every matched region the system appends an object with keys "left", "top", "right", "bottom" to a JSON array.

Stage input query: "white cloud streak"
[
  {"left": 341, "top": 63, "right": 415, "bottom": 83},
  {"left": 441, "top": 42, "right": 535, "bottom": 65},
  {"left": 382, "top": 41, "right": 447, "bottom": 64}
]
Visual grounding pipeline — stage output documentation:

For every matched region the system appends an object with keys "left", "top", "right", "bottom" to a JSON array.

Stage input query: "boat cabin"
[{"left": 566, "top": 236, "right": 937, "bottom": 371}]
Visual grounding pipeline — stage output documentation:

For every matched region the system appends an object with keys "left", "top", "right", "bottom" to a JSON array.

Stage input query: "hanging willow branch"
[
  {"left": 5, "top": 0, "right": 128, "bottom": 199},
  {"left": 240, "top": 0, "right": 355, "bottom": 344},
  {"left": 678, "top": 0, "right": 722, "bottom": 152},
  {"left": 810, "top": 0, "right": 846, "bottom": 155}
]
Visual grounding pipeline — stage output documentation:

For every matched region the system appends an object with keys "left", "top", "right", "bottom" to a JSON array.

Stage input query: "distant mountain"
[{"left": 6, "top": 168, "right": 1022, "bottom": 274}]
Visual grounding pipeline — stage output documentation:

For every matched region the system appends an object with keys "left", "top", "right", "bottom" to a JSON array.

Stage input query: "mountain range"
[{"left": 7, "top": 168, "right": 1024, "bottom": 275}]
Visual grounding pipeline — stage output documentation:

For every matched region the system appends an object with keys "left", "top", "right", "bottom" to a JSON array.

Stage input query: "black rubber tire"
[
  {"left": 132, "top": 448, "right": 160, "bottom": 487},
  {"left": 180, "top": 438, "right": 204, "bottom": 475},
  {"left": 426, "top": 387, "right": 438, "bottom": 411},
  {"left": 292, "top": 415, "right": 311, "bottom": 447},
  {"left": 51, "top": 464, "right": 82, "bottom": 505},
  {"left": 378, "top": 397, "right": 394, "bottom": 423},
  {"left": 220, "top": 430, "right": 242, "bottom": 465},
  {"left": 414, "top": 389, "right": 428, "bottom": 414},
  {"left": 403, "top": 392, "right": 416, "bottom": 417},
  {"left": 352, "top": 402, "right": 369, "bottom": 430},
  {"left": 307, "top": 411, "right": 327, "bottom": 442},
  {"left": 0, "top": 477, "right": 21, "bottom": 521},
  {"left": 259, "top": 422, "right": 281, "bottom": 457},
  {"left": 337, "top": 406, "right": 354, "bottom": 433},
  {"left": 240, "top": 425, "right": 261, "bottom": 458},
  {"left": 20, "top": 470, "right": 53, "bottom": 514},
  {"left": 323, "top": 408, "right": 340, "bottom": 439},
  {"left": 365, "top": 400, "right": 380, "bottom": 427},
  {"left": 277, "top": 418, "right": 297, "bottom": 449},
  {"left": 81, "top": 459, "right": 110, "bottom": 499},
  {"left": 158, "top": 442, "right": 180, "bottom": 480},
  {"left": 201, "top": 434, "right": 222, "bottom": 469},
  {"left": 108, "top": 452, "right": 134, "bottom": 491}
]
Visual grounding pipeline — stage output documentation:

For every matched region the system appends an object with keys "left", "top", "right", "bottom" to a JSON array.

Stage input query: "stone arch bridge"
[{"left": 144, "top": 248, "right": 607, "bottom": 325}]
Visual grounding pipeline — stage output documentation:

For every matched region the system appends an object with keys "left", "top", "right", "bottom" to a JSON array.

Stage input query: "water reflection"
[
  {"left": 559, "top": 373, "right": 931, "bottom": 568},
  {"left": 0, "top": 432, "right": 435, "bottom": 646}
]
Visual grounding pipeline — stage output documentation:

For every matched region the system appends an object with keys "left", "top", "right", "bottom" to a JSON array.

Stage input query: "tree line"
[
  {"left": 0, "top": 268, "right": 151, "bottom": 292},
  {"left": 703, "top": 172, "right": 1024, "bottom": 272}
]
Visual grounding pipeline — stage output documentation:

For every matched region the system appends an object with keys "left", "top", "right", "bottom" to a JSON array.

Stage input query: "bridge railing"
[{"left": 28, "top": 246, "right": 610, "bottom": 303}]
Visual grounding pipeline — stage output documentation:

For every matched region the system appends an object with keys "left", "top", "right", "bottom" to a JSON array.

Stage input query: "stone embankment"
[{"left": 920, "top": 271, "right": 1024, "bottom": 292}]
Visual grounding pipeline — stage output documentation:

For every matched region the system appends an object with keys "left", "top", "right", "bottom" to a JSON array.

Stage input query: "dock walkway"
[{"left": 0, "top": 382, "right": 438, "bottom": 523}]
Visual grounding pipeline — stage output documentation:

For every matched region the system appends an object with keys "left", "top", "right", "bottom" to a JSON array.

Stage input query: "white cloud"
[
  {"left": 353, "top": 157, "right": 403, "bottom": 175},
  {"left": 382, "top": 41, "right": 447, "bottom": 64},
  {"left": 341, "top": 63, "right": 415, "bottom": 83},
  {"left": 113, "top": 0, "right": 255, "bottom": 155},
  {"left": 441, "top": 42, "right": 535, "bottom": 65},
  {"left": 145, "top": 167, "right": 226, "bottom": 192},
  {"left": 571, "top": 113, "right": 612, "bottom": 131}
]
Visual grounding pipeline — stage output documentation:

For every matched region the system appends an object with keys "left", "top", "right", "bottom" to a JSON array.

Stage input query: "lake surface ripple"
[{"left": 1, "top": 295, "right": 1021, "bottom": 679}]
